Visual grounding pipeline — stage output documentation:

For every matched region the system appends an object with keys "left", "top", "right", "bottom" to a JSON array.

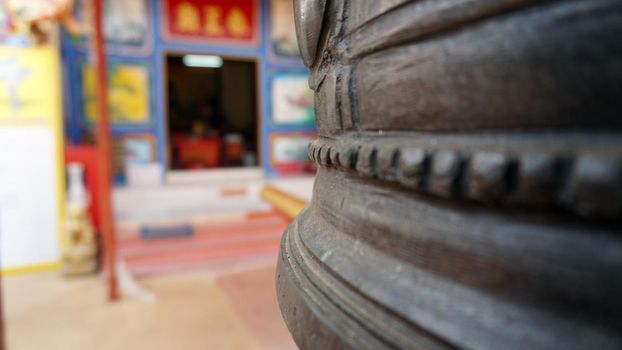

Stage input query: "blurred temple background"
[{"left": 0, "top": 0, "right": 312, "bottom": 349}]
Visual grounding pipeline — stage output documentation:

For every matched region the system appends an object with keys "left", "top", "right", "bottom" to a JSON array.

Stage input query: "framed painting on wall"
[
  {"left": 76, "top": 0, "right": 152, "bottom": 55},
  {"left": 161, "top": 0, "right": 260, "bottom": 47},
  {"left": 269, "top": 0, "right": 300, "bottom": 59},
  {"left": 112, "top": 133, "right": 156, "bottom": 178},
  {"left": 271, "top": 72, "right": 314, "bottom": 126},
  {"left": 81, "top": 62, "right": 151, "bottom": 126},
  {"left": 269, "top": 132, "right": 315, "bottom": 174},
  {"left": 122, "top": 134, "right": 156, "bottom": 166}
]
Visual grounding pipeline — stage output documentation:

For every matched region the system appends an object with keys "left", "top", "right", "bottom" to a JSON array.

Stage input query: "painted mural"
[
  {"left": 271, "top": 73, "right": 314, "bottom": 126},
  {"left": 123, "top": 134, "right": 155, "bottom": 165},
  {"left": 111, "top": 133, "right": 155, "bottom": 178},
  {"left": 0, "top": 54, "right": 33, "bottom": 116},
  {"left": 103, "top": 0, "right": 150, "bottom": 47},
  {"left": 0, "top": 46, "right": 60, "bottom": 119},
  {"left": 269, "top": 0, "right": 299, "bottom": 58},
  {"left": 4, "top": 0, "right": 79, "bottom": 44},
  {"left": 82, "top": 63, "right": 151, "bottom": 126},
  {"left": 77, "top": 0, "right": 151, "bottom": 53},
  {"left": 270, "top": 132, "right": 315, "bottom": 173}
]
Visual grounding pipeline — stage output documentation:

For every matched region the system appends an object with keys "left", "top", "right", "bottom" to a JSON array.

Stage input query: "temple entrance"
[{"left": 165, "top": 53, "right": 258, "bottom": 170}]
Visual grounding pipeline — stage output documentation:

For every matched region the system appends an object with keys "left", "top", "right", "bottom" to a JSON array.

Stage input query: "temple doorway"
[{"left": 165, "top": 53, "right": 258, "bottom": 170}]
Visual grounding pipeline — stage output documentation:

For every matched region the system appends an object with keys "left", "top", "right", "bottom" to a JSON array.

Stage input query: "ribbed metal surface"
[{"left": 277, "top": 0, "right": 622, "bottom": 349}]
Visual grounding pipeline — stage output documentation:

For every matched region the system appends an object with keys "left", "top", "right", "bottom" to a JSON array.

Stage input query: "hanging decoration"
[{"left": 6, "top": 0, "right": 84, "bottom": 44}]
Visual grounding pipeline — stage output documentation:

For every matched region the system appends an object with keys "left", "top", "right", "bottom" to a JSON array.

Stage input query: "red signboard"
[{"left": 163, "top": 0, "right": 259, "bottom": 45}]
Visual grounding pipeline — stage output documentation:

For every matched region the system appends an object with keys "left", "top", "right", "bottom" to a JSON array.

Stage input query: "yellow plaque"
[{"left": 0, "top": 45, "right": 62, "bottom": 122}]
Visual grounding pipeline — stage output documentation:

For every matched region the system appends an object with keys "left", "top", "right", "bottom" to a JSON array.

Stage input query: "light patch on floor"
[{"left": 2, "top": 262, "right": 296, "bottom": 350}]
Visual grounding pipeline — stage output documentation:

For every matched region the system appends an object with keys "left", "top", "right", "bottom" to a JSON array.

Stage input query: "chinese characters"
[{"left": 171, "top": 0, "right": 254, "bottom": 41}]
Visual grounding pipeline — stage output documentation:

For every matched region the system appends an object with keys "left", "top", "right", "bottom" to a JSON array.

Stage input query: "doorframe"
[{"left": 160, "top": 50, "right": 263, "bottom": 176}]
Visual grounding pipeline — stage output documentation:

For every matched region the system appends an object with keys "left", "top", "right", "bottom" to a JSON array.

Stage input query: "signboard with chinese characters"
[{"left": 162, "top": 0, "right": 259, "bottom": 46}]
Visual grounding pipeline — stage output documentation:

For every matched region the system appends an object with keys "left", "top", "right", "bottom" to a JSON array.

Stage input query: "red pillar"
[{"left": 93, "top": 0, "right": 118, "bottom": 300}]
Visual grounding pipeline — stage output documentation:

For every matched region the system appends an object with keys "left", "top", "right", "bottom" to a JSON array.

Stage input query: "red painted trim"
[
  {"left": 220, "top": 187, "right": 247, "bottom": 197},
  {"left": 94, "top": 0, "right": 118, "bottom": 301}
]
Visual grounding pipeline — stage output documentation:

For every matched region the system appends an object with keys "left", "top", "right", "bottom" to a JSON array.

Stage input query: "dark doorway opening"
[{"left": 166, "top": 54, "right": 258, "bottom": 170}]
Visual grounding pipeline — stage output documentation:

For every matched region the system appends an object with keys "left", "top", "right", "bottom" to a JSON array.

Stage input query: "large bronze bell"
[{"left": 277, "top": 0, "right": 622, "bottom": 349}]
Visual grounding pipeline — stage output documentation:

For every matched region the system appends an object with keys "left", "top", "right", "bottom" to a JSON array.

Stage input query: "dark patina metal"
[{"left": 277, "top": 0, "right": 622, "bottom": 349}]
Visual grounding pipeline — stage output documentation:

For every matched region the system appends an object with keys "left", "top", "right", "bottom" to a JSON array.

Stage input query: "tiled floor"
[
  {"left": 1, "top": 175, "right": 312, "bottom": 349},
  {"left": 2, "top": 258, "right": 296, "bottom": 350}
]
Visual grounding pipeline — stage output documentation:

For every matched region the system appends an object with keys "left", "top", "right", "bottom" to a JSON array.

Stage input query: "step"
[
  {"left": 119, "top": 224, "right": 286, "bottom": 257},
  {"left": 118, "top": 212, "right": 288, "bottom": 276},
  {"left": 123, "top": 239, "right": 282, "bottom": 276},
  {"left": 117, "top": 213, "right": 288, "bottom": 242}
]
